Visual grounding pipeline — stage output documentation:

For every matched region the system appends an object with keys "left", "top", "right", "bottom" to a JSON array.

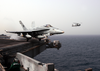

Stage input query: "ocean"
[{"left": 34, "top": 35, "right": 100, "bottom": 71}]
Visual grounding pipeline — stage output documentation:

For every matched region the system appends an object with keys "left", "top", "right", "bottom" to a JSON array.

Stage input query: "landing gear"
[
  {"left": 27, "top": 38, "right": 29, "bottom": 42},
  {"left": 26, "top": 38, "right": 31, "bottom": 42},
  {"left": 39, "top": 39, "right": 41, "bottom": 41}
]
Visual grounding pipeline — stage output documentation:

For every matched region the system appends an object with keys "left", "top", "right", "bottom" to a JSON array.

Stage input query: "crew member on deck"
[{"left": 8, "top": 58, "right": 20, "bottom": 71}]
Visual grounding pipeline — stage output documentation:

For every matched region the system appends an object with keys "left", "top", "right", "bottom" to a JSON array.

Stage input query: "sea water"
[{"left": 34, "top": 35, "right": 100, "bottom": 71}]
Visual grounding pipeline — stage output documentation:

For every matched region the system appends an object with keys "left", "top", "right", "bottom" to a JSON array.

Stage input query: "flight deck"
[
  {"left": 0, "top": 39, "right": 25, "bottom": 47},
  {"left": 0, "top": 35, "right": 61, "bottom": 71}
]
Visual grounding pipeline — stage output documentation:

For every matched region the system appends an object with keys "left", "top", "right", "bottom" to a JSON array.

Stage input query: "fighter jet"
[
  {"left": 72, "top": 23, "right": 81, "bottom": 27},
  {"left": 5, "top": 21, "right": 64, "bottom": 41}
]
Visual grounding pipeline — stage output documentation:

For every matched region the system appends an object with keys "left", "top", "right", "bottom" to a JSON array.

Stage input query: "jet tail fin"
[
  {"left": 5, "top": 30, "right": 9, "bottom": 33},
  {"left": 31, "top": 21, "right": 35, "bottom": 29},
  {"left": 19, "top": 21, "right": 27, "bottom": 30}
]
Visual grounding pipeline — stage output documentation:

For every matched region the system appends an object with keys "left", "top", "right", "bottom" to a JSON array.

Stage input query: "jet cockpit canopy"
[{"left": 44, "top": 24, "right": 52, "bottom": 27}]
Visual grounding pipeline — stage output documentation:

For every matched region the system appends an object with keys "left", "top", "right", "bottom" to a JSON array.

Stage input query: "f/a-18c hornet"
[{"left": 5, "top": 21, "right": 64, "bottom": 41}]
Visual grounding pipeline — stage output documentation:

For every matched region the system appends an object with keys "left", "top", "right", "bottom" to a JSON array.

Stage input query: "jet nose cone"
[{"left": 62, "top": 31, "right": 64, "bottom": 33}]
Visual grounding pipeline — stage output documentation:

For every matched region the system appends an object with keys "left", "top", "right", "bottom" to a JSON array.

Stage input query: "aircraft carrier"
[
  {"left": 0, "top": 34, "right": 61, "bottom": 71},
  {"left": 0, "top": 35, "right": 93, "bottom": 71}
]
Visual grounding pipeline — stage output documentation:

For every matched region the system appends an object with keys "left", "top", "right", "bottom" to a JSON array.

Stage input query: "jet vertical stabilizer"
[
  {"left": 19, "top": 21, "right": 27, "bottom": 30},
  {"left": 31, "top": 21, "right": 35, "bottom": 29}
]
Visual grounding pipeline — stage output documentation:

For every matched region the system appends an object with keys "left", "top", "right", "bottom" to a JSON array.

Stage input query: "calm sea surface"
[{"left": 34, "top": 35, "right": 100, "bottom": 71}]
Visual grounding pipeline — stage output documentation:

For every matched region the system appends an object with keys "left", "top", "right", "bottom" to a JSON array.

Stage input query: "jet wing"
[
  {"left": 5, "top": 30, "right": 31, "bottom": 33},
  {"left": 5, "top": 28, "right": 49, "bottom": 34}
]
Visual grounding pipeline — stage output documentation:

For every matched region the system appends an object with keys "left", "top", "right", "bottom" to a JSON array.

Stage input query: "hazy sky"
[{"left": 0, "top": 0, "right": 100, "bottom": 35}]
